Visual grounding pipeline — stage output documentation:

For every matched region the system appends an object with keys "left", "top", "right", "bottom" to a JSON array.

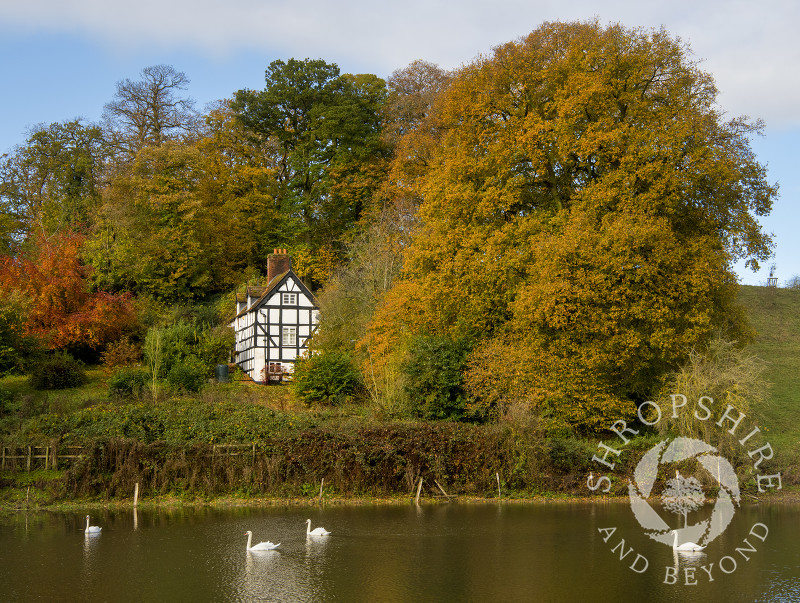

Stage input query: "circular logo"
[{"left": 628, "top": 436, "right": 741, "bottom": 547}]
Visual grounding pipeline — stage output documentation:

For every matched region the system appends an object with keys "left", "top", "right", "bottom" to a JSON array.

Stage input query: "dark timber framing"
[{"left": 231, "top": 268, "right": 319, "bottom": 383}]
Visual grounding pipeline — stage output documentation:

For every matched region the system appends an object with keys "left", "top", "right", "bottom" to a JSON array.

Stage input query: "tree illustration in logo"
[
  {"left": 628, "top": 437, "right": 740, "bottom": 547},
  {"left": 661, "top": 470, "right": 705, "bottom": 528}
]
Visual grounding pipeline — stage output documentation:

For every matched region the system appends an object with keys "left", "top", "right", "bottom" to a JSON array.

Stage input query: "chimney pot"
[{"left": 267, "top": 250, "right": 291, "bottom": 283}]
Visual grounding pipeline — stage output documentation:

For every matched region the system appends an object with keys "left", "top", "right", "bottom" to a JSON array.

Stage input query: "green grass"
[
  {"left": 1, "top": 285, "right": 798, "bottom": 464},
  {"left": 0, "top": 367, "right": 108, "bottom": 427},
  {"left": 737, "top": 285, "right": 800, "bottom": 457}
]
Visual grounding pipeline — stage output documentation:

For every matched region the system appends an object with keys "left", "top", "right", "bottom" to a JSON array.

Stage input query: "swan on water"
[
  {"left": 670, "top": 529, "right": 704, "bottom": 551},
  {"left": 244, "top": 531, "right": 280, "bottom": 551},
  {"left": 305, "top": 519, "right": 330, "bottom": 536},
  {"left": 85, "top": 515, "right": 101, "bottom": 534}
]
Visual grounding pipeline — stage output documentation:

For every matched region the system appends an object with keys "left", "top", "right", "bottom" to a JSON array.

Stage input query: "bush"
[
  {"left": 0, "top": 297, "right": 39, "bottom": 376},
  {"left": 166, "top": 357, "right": 207, "bottom": 393},
  {"left": 403, "top": 335, "right": 473, "bottom": 421},
  {"left": 108, "top": 367, "right": 149, "bottom": 399},
  {"left": 653, "top": 336, "right": 768, "bottom": 462},
  {"left": 28, "top": 352, "right": 87, "bottom": 390},
  {"left": 0, "top": 387, "right": 14, "bottom": 418},
  {"left": 101, "top": 338, "right": 142, "bottom": 373},
  {"left": 292, "top": 351, "right": 363, "bottom": 406},
  {"left": 144, "top": 319, "right": 233, "bottom": 385},
  {"left": 547, "top": 437, "right": 593, "bottom": 473},
  {"left": 197, "top": 326, "right": 235, "bottom": 368}
]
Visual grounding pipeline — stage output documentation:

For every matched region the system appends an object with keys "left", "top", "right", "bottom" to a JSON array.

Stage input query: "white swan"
[
  {"left": 84, "top": 515, "right": 101, "bottom": 534},
  {"left": 244, "top": 531, "right": 280, "bottom": 551},
  {"left": 671, "top": 529, "right": 704, "bottom": 551},
  {"left": 305, "top": 519, "right": 330, "bottom": 536}
]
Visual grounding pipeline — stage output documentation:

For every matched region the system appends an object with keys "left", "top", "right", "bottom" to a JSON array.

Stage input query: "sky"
[{"left": 0, "top": 0, "right": 797, "bottom": 286}]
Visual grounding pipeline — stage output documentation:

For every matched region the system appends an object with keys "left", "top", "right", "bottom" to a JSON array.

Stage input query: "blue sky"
[{"left": 0, "top": 0, "right": 796, "bottom": 285}]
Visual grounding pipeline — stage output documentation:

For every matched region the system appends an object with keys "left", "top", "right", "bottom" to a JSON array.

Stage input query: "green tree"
[
  {"left": 403, "top": 334, "right": 473, "bottom": 420},
  {"left": 88, "top": 102, "right": 281, "bottom": 300},
  {"left": 85, "top": 141, "right": 208, "bottom": 300},
  {"left": 232, "top": 58, "right": 388, "bottom": 271},
  {"left": 367, "top": 21, "right": 776, "bottom": 431},
  {"left": 0, "top": 120, "right": 105, "bottom": 247}
]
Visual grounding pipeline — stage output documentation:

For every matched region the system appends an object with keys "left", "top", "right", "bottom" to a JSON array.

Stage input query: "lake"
[{"left": 0, "top": 501, "right": 798, "bottom": 601}]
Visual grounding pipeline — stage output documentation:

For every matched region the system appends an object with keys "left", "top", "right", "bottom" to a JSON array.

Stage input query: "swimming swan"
[
  {"left": 244, "top": 531, "right": 280, "bottom": 551},
  {"left": 671, "top": 529, "right": 704, "bottom": 551},
  {"left": 84, "top": 515, "right": 101, "bottom": 534},
  {"left": 305, "top": 519, "right": 330, "bottom": 536}
]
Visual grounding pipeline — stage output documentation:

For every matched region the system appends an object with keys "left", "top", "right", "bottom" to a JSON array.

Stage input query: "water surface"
[{"left": 1, "top": 502, "right": 798, "bottom": 601}]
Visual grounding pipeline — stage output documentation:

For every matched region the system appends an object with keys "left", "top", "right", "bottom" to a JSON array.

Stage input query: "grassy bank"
[
  {"left": 1, "top": 285, "right": 798, "bottom": 507},
  {"left": 736, "top": 285, "right": 800, "bottom": 458}
]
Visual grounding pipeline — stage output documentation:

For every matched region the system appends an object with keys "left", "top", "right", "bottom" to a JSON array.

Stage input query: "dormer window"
[{"left": 282, "top": 293, "right": 297, "bottom": 305}]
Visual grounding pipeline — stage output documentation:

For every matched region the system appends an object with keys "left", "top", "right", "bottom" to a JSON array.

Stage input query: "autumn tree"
[
  {"left": 382, "top": 60, "right": 451, "bottom": 203},
  {"left": 365, "top": 21, "right": 776, "bottom": 430},
  {"left": 383, "top": 60, "right": 451, "bottom": 145},
  {"left": 0, "top": 231, "right": 136, "bottom": 353},
  {"left": 85, "top": 102, "right": 286, "bottom": 300},
  {"left": 103, "top": 64, "right": 199, "bottom": 158}
]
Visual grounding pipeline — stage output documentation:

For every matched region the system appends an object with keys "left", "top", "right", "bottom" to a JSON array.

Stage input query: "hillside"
[{"left": 737, "top": 285, "right": 800, "bottom": 461}]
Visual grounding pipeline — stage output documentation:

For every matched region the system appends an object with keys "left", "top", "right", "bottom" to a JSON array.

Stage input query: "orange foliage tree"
[
  {"left": 0, "top": 232, "right": 136, "bottom": 351},
  {"left": 365, "top": 21, "right": 775, "bottom": 431}
]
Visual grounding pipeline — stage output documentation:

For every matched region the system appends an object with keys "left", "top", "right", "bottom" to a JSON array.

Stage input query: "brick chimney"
[{"left": 267, "top": 248, "right": 291, "bottom": 283}]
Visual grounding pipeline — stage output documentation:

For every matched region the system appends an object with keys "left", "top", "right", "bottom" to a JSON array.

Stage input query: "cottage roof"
[{"left": 231, "top": 269, "right": 316, "bottom": 321}]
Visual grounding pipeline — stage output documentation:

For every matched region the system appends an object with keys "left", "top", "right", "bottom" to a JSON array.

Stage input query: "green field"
[{"left": 737, "top": 285, "right": 800, "bottom": 464}]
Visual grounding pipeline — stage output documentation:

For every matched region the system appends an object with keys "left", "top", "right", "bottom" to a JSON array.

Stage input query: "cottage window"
[
  {"left": 282, "top": 326, "right": 297, "bottom": 346},
  {"left": 282, "top": 293, "right": 298, "bottom": 305}
]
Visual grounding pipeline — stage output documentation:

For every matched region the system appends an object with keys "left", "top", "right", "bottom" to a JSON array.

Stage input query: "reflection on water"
[{"left": 0, "top": 502, "right": 798, "bottom": 602}]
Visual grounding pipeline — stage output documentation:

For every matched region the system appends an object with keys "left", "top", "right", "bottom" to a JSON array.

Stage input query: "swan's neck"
[
  {"left": 673, "top": 531, "right": 678, "bottom": 548},
  {"left": 306, "top": 521, "right": 310, "bottom": 535},
  {"left": 246, "top": 532, "right": 252, "bottom": 549},
  {"left": 85, "top": 517, "right": 89, "bottom": 530}
]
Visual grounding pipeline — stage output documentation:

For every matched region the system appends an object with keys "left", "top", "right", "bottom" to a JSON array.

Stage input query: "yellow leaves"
[
  {"left": 360, "top": 20, "right": 772, "bottom": 431},
  {"left": 290, "top": 244, "right": 340, "bottom": 287}
]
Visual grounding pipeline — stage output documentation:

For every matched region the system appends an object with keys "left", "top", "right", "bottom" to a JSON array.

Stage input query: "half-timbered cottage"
[{"left": 231, "top": 250, "right": 319, "bottom": 382}]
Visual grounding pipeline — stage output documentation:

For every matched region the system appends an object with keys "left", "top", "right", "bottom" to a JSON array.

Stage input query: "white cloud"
[{"left": 1, "top": 0, "right": 798, "bottom": 125}]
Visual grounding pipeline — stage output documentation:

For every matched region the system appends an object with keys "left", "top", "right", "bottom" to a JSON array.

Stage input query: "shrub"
[
  {"left": 653, "top": 336, "right": 768, "bottom": 463},
  {"left": 547, "top": 437, "right": 593, "bottom": 473},
  {"left": 0, "top": 296, "right": 39, "bottom": 376},
  {"left": 292, "top": 351, "right": 363, "bottom": 406},
  {"left": 197, "top": 326, "right": 235, "bottom": 368},
  {"left": 107, "top": 367, "right": 150, "bottom": 399},
  {"left": 28, "top": 352, "right": 87, "bottom": 390},
  {"left": 0, "top": 387, "right": 14, "bottom": 418},
  {"left": 166, "top": 357, "right": 207, "bottom": 393},
  {"left": 144, "top": 320, "right": 232, "bottom": 385},
  {"left": 403, "top": 335, "right": 473, "bottom": 421},
  {"left": 101, "top": 338, "right": 142, "bottom": 373}
]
